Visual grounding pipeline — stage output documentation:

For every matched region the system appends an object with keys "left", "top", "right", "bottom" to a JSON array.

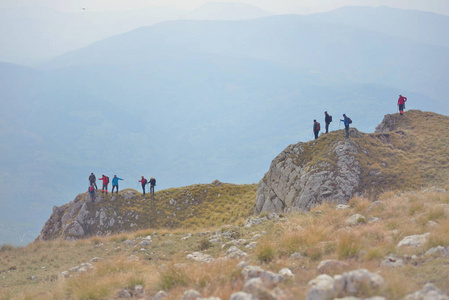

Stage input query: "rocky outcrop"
[
  {"left": 255, "top": 136, "right": 363, "bottom": 214},
  {"left": 37, "top": 189, "right": 142, "bottom": 241},
  {"left": 255, "top": 110, "right": 449, "bottom": 215}
]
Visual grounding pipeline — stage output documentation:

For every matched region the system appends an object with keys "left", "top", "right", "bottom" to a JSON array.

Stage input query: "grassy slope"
[
  {"left": 2, "top": 189, "right": 449, "bottom": 299},
  {"left": 42, "top": 183, "right": 257, "bottom": 240},
  {"left": 280, "top": 110, "right": 449, "bottom": 201}
]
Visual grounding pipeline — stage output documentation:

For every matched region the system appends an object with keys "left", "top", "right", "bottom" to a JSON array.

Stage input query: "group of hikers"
[
  {"left": 312, "top": 95, "right": 407, "bottom": 139},
  {"left": 88, "top": 173, "right": 156, "bottom": 201}
]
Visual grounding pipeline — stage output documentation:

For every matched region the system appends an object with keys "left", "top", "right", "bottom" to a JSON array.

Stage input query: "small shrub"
[
  {"left": 0, "top": 244, "right": 15, "bottom": 252},
  {"left": 158, "top": 267, "right": 188, "bottom": 291},
  {"left": 256, "top": 242, "right": 275, "bottom": 263},
  {"left": 337, "top": 233, "right": 362, "bottom": 259},
  {"left": 197, "top": 238, "right": 213, "bottom": 251}
]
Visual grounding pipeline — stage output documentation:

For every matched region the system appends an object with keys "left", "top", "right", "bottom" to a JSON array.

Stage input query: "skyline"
[{"left": 1, "top": 0, "right": 449, "bottom": 15}]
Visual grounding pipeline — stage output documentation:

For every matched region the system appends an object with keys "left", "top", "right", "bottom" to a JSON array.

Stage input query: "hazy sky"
[{"left": 1, "top": 0, "right": 449, "bottom": 15}]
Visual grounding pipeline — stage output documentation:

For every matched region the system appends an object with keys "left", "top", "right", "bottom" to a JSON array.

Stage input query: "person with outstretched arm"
[
  {"left": 340, "top": 114, "right": 351, "bottom": 139},
  {"left": 398, "top": 94, "right": 407, "bottom": 115},
  {"left": 89, "top": 173, "right": 97, "bottom": 190},
  {"left": 98, "top": 174, "right": 110, "bottom": 194},
  {"left": 149, "top": 177, "right": 156, "bottom": 195},
  {"left": 111, "top": 175, "right": 123, "bottom": 194},
  {"left": 139, "top": 176, "right": 147, "bottom": 195}
]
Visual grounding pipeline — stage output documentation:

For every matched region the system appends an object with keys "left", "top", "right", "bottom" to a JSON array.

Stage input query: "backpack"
[
  {"left": 316, "top": 122, "right": 321, "bottom": 131},
  {"left": 329, "top": 115, "right": 332, "bottom": 123},
  {"left": 89, "top": 186, "right": 94, "bottom": 193},
  {"left": 144, "top": 179, "right": 148, "bottom": 185},
  {"left": 347, "top": 117, "right": 352, "bottom": 124},
  {"left": 105, "top": 176, "right": 109, "bottom": 184}
]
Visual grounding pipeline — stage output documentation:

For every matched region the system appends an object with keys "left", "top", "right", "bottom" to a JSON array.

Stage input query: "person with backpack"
[
  {"left": 313, "top": 120, "right": 321, "bottom": 139},
  {"left": 341, "top": 114, "right": 352, "bottom": 139},
  {"left": 89, "top": 173, "right": 97, "bottom": 190},
  {"left": 398, "top": 94, "right": 407, "bottom": 115},
  {"left": 88, "top": 183, "right": 95, "bottom": 202},
  {"left": 139, "top": 176, "right": 147, "bottom": 195},
  {"left": 111, "top": 175, "right": 123, "bottom": 194},
  {"left": 149, "top": 177, "right": 156, "bottom": 195},
  {"left": 98, "top": 174, "right": 110, "bottom": 194},
  {"left": 324, "top": 111, "right": 332, "bottom": 134}
]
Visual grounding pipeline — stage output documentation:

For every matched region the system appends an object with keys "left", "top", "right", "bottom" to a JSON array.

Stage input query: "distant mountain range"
[{"left": 1, "top": 6, "right": 448, "bottom": 245}]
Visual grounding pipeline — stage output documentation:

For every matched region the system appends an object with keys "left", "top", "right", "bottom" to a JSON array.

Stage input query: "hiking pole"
[{"left": 339, "top": 120, "right": 342, "bottom": 129}]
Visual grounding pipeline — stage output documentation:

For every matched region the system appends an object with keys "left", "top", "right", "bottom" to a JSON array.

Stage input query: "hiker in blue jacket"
[
  {"left": 340, "top": 114, "right": 351, "bottom": 139},
  {"left": 111, "top": 175, "right": 123, "bottom": 194}
]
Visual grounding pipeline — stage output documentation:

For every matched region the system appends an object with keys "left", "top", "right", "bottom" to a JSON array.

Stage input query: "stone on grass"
[
  {"left": 226, "top": 246, "right": 248, "bottom": 259},
  {"left": 403, "top": 283, "right": 449, "bottom": 300},
  {"left": 152, "top": 290, "right": 168, "bottom": 300},
  {"left": 245, "top": 242, "right": 258, "bottom": 249},
  {"left": 229, "top": 292, "right": 258, "bottom": 300},
  {"left": 346, "top": 214, "right": 366, "bottom": 226},
  {"left": 306, "top": 274, "right": 335, "bottom": 300},
  {"left": 182, "top": 289, "right": 201, "bottom": 300},
  {"left": 336, "top": 204, "right": 350, "bottom": 210},
  {"left": 279, "top": 268, "right": 294, "bottom": 278},
  {"left": 118, "top": 289, "right": 132, "bottom": 298},
  {"left": 186, "top": 252, "right": 215, "bottom": 263},
  {"left": 397, "top": 233, "right": 430, "bottom": 248},
  {"left": 380, "top": 255, "right": 404, "bottom": 268},
  {"left": 333, "top": 269, "right": 385, "bottom": 296},
  {"left": 317, "top": 260, "right": 350, "bottom": 274},
  {"left": 424, "top": 246, "right": 448, "bottom": 257}
]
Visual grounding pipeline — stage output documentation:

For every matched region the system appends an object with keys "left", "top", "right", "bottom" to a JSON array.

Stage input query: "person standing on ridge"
[
  {"left": 139, "top": 176, "right": 147, "bottom": 195},
  {"left": 98, "top": 174, "right": 110, "bottom": 194},
  {"left": 313, "top": 119, "right": 320, "bottom": 139},
  {"left": 89, "top": 173, "right": 97, "bottom": 190},
  {"left": 111, "top": 175, "right": 123, "bottom": 194},
  {"left": 324, "top": 111, "right": 332, "bottom": 134},
  {"left": 340, "top": 114, "right": 352, "bottom": 139},
  {"left": 88, "top": 183, "right": 95, "bottom": 202},
  {"left": 398, "top": 94, "right": 407, "bottom": 115},
  {"left": 149, "top": 177, "right": 156, "bottom": 195}
]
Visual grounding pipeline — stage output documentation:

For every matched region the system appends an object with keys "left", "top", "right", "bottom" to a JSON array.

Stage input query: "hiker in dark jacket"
[
  {"left": 341, "top": 114, "right": 350, "bottom": 139},
  {"left": 313, "top": 119, "right": 320, "bottom": 139},
  {"left": 324, "top": 111, "right": 332, "bottom": 134},
  {"left": 149, "top": 177, "right": 156, "bottom": 195},
  {"left": 138, "top": 176, "right": 147, "bottom": 195},
  {"left": 89, "top": 173, "right": 97, "bottom": 190},
  {"left": 111, "top": 175, "right": 123, "bottom": 194},
  {"left": 398, "top": 95, "right": 407, "bottom": 115},
  {"left": 98, "top": 175, "right": 109, "bottom": 194}
]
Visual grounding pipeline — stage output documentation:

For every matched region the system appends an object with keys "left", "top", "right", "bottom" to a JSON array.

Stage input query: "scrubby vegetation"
[{"left": 2, "top": 188, "right": 449, "bottom": 299}]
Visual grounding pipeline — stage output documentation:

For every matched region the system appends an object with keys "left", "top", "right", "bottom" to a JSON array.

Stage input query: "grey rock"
[
  {"left": 346, "top": 214, "right": 366, "bottom": 226},
  {"left": 279, "top": 268, "right": 294, "bottom": 278},
  {"left": 242, "top": 266, "right": 283, "bottom": 285},
  {"left": 366, "top": 201, "right": 385, "bottom": 212},
  {"left": 182, "top": 289, "right": 201, "bottom": 300},
  {"left": 245, "top": 242, "right": 257, "bottom": 249},
  {"left": 336, "top": 204, "right": 350, "bottom": 210},
  {"left": 380, "top": 255, "right": 404, "bottom": 268},
  {"left": 226, "top": 246, "right": 248, "bottom": 260},
  {"left": 317, "top": 260, "right": 350, "bottom": 274},
  {"left": 229, "top": 292, "right": 258, "bottom": 300},
  {"left": 334, "top": 269, "right": 385, "bottom": 296},
  {"left": 403, "top": 283, "right": 449, "bottom": 300},
  {"left": 140, "top": 240, "right": 152, "bottom": 246},
  {"left": 152, "top": 290, "right": 168, "bottom": 300},
  {"left": 255, "top": 139, "right": 362, "bottom": 215},
  {"left": 424, "top": 246, "right": 448, "bottom": 257},
  {"left": 306, "top": 274, "right": 335, "bottom": 300},
  {"left": 124, "top": 240, "right": 136, "bottom": 246},
  {"left": 90, "top": 257, "right": 102, "bottom": 263},
  {"left": 397, "top": 233, "right": 430, "bottom": 248},
  {"left": 187, "top": 252, "right": 215, "bottom": 263},
  {"left": 118, "top": 289, "right": 132, "bottom": 298}
]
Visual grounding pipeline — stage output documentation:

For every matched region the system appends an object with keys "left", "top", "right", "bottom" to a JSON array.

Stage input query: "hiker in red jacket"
[
  {"left": 138, "top": 176, "right": 147, "bottom": 195},
  {"left": 98, "top": 174, "right": 110, "bottom": 194},
  {"left": 398, "top": 95, "right": 407, "bottom": 115}
]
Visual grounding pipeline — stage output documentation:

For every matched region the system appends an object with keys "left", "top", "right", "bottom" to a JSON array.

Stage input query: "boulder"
[
  {"left": 229, "top": 292, "right": 258, "bottom": 300},
  {"left": 317, "top": 260, "right": 350, "bottom": 274},
  {"left": 403, "top": 283, "right": 449, "bottom": 300},
  {"left": 182, "top": 289, "right": 201, "bottom": 300},
  {"left": 226, "top": 246, "right": 248, "bottom": 260},
  {"left": 306, "top": 274, "right": 335, "bottom": 300},
  {"left": 187, "top": 252, "right": 215, "bottom": 263},
  {"left": 334, "top": 269, "right": 385, "bottom": 297},
  {"left": 397, "top": 233, "right": 430, "bottom": 248},
  {"left": 346, "top": 214, "right": 366, "bottom": 226}
]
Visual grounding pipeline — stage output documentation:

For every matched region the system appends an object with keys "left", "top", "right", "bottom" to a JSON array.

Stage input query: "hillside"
[
  {"left": 37, "top": 182, "right": 257, "bottom": 241},
  {"left": 2, "top": 188, "right": 449, "bottom": 299},
  {"left": 256, "top": 110, "right": 449, "bottom": 214},
  {"left": 2, "top": 6, "right": 448, "bottom": 246}
]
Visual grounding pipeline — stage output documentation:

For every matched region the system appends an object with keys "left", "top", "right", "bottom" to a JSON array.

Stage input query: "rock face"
[
  {"left": 255, "top": 110, "right": 449, "bottom": 215},
  {"left": 255, "top": 136, "right": 362, "bottom": 214}
]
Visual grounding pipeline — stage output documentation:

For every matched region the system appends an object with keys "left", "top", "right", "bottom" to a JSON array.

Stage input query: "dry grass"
[{"left": 2, "top": 189, "right": 449, "bottom": 299}]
